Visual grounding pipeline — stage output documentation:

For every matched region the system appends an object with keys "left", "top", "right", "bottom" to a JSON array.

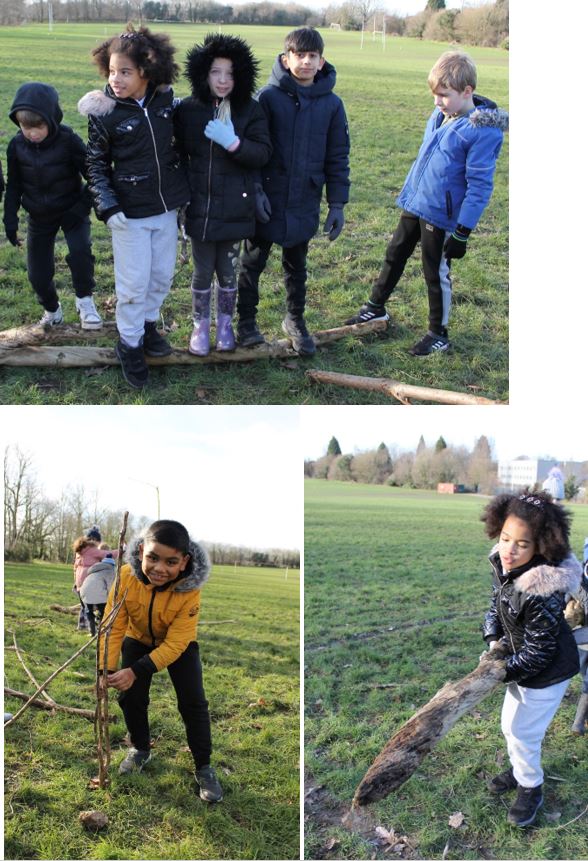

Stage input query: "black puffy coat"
[
  {"left": 176, "top": 34, "right": 272, "bottom": 242},
  {"left": 255, "top": 55, "right": 350, "bottom": 248},
  {"left": 78, "top": 83, "right": 189, "bottom": 222},
  {"left": 482, "top": 548, "right": 581, "bottom": 688},
  {"left": 3, "top": 82, "right": 91, "bottom": 233}
]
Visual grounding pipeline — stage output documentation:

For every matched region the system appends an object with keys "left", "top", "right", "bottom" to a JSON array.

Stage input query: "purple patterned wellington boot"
[
  {"left": 215, "top": 284, "right": 237, "bottom": 352},
  {"left": 189, "top": 287, "right": 211, "bottom": 356}
]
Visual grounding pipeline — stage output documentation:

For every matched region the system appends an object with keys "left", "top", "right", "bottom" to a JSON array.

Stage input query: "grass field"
[
  {"left": 304, "top": 480, "right": 588, "bottom": 860},
  {"left": 0, "top": 24, "right": 508, "bottom": 404},
  {"left": 4, "top": 560, "right": 300, "bottom": 860}
]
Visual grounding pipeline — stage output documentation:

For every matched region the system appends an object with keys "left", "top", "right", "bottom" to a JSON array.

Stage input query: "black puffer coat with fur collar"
[{"left": 482, "top": 549, "right": 581, "bottom": 688}]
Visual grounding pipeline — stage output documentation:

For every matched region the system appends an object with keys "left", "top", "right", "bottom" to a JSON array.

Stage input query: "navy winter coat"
[
  {"left": 482, "top": 548, "right": 581, "bottom": 689},
  {"left": 3, "top": 82, "right": 91, "bottom": 233},
  {"left": 255, "top": 55, "right": 350, "bottom": 248}
]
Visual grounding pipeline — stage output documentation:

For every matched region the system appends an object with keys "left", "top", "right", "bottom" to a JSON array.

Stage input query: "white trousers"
[
  {"left": 501, "top": 678, "right": 571, "bottom": 788},
  {"left": 111, "top": 210, "right": 178, "bottom": 348}
]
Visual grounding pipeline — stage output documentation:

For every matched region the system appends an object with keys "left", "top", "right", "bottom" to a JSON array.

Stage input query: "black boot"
[
  {"left": 115, "top": 339, "right": 149, "bottom": 389},
  {"left": 488, "top": 767, "right": 518, "bottom": 794},
  {"left": 236, "top": 318, "right": 266, "bottom": 347},
  {"left": 143, "top": 321, "right": 173, "bottom": 357},
  {"left": 507, "top": 784, "right": 543, "bottom": 827},
  {"left": 281, "top": 313, "right": 316, "bottom": 356}
]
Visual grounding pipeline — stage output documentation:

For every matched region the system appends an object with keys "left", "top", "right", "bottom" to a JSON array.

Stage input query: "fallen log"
[
  {"left": 307, "top": 369, "right": 501, "bottom": 405},
  {"left": 0, "top": 319, "right": 387, "bottom": 365},
  {"left": 49, "top": 603, "right": 79, "bottom": 615},
  {"left": 4, "top": 687, "right": 114, "bottom": 721},
  {"left": 352, "top": 648, "right": 508, "bottom": 807}
]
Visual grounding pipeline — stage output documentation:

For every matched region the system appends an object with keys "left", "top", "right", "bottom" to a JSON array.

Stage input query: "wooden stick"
[
  {"left": 49, "top": 604, "right": 79, "bottom": 615},
  {"left": 11, "top": 632, "right": 56, "bottom": 705},
  {"left": 306, "top": 369, "right": 501, "bottom": 405},
  {"left": 352, "top": 651, "right": 507, "bottom": 807},
  {"left": 4, "top": 687, "right": 114, "bottom": 721},
  {"left": 0, "top": 319, "right": 387, "bottom": 365}
]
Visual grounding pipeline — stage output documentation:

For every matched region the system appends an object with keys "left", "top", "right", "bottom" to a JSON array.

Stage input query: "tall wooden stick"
[{"left": 11, "top": 631, "right": 56, "bottom": 705}]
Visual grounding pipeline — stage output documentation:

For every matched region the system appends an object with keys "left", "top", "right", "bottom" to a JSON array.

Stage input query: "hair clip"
[
  {"left": 120, "top": 31, "right": 138, "bottom": 40},
  {"left": 518, "top": 494, "right": 545, "bottom": 509}
]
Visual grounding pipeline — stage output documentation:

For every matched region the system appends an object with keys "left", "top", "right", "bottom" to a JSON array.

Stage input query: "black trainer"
[
  {"left": 195, "top": 765, "right": 223, "bottom": 803},
  {"left": 143, "top": 321, "right": 173, "bottom": 357},
  {"left": 507, "top": 784, "right": 543, "bottom": 827},
  {"left": 344, "top": 302, "right": 389, "bottom": 325},
  {"left": 236, "top": 318, "right": 266, "bottom": 347},
  {"left": 488, "top": 767, "right": 518, "bottom": 794},
  {"left": 115, "top": 339, "right": 149, "bottom": 389},
  {"left": 409, "top": 330, "right": 450, "bottom": 356},
  {"left": 282, "top": 313, "right": 316, "bottom": 356}
]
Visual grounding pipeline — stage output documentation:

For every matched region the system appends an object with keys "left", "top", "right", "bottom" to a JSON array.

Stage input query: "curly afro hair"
[
  {"left": 481, "top": 491, "right": 572, "bottom": 565},
  {"left": 184, "top": 33, "right": 259, "bottom": 108},
  {"left": 91, "top": 23, "right": 179, "bottom": 87}
]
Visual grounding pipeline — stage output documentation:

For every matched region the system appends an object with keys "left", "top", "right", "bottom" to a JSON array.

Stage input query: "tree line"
[
  {"left": 4, "top": 445, "right": 299, "bottom": 569},
  {"left": 305, "top": 435, "right": 587, "bottom": 500},
  {"left": 1, "top": 0, "right": 508, "bottom": 50}
]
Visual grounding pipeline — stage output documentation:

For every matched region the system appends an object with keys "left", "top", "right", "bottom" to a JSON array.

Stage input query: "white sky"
[
  {"left": 301, "top": 406, "right": 588, "bottom": 462},
  {"left": 2, "top": 406, "right": 302, "bottom": 551}
]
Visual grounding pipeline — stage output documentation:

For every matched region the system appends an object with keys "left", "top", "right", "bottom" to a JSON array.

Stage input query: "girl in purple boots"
[{"left": 175, "top": 34, "right": 272, "bottom": 355}]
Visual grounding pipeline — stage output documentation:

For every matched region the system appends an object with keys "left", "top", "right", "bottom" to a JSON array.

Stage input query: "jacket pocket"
[
  {"left": 445, "top": 190, "right": 453, "bottom": 219},
  {"left": 114, "top": 115, "right": 142, "bottom": 145}
]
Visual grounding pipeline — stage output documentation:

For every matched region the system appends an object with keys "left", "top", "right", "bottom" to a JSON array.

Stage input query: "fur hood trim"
[
  {"left": 514, "top": 553, "right": 582, "bottom": 597},
  {"left": 78, "top": 84, "right": 172, "bottom": 117},
  {"left": 125, "top": 532, "right": 210, "bottom": 592},
  {"left": 184, "top": 33, "right": 259, "bottom": 107},
  {"left": 470, "top": 107, "right": 509, "bottom": 132}
]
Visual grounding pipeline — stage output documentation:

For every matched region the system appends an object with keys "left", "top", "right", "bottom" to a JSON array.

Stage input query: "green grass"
[
  {"left": 4, "top": 560, "right": 300, "bottom": 859},
  {"left": 304, "top": 481, "right": 588, "bottom": 860},
  {"left": 0, "top": 24, "right": 508, "bottom": 403}
]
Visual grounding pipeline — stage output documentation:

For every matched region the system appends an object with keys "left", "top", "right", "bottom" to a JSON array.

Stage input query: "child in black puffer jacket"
[{"left": 480, "top": 492, "right": 581, "bottom": 828}]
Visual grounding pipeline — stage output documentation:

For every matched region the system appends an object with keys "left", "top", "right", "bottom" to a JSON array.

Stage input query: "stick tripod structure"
[{"left": 94, "top": 511, "right": 129, "bottom": 789}]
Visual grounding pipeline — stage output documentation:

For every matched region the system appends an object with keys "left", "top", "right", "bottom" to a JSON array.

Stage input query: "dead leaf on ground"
[
  {"left": 448, "top": 811, "right": 465, "bottom": 829},
  {"left": 545, "top": 811, "right": 562, "bottom": 822},
  {"left": 324, "top": 836, "right": 340, "bottom": 851},
  {"left": 79, "top": 810, "right": 109, "bottom": 830},
  {"left": 282, "top": 360, "right": 299, "bottom": 370},
  {"left": 87, "top": 776, "right": 109, "bottom": 790},
  {"left": 375, "top": 826, "right": 410, "bottom": 854}
]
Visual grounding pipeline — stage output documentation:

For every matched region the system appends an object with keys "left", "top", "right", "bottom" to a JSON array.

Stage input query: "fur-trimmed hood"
[
  {"left": 78, "top": 83, "right": 173, "bottom": 117},
  {"left": 490, "top": 545, "right": 582, "bottom": 597},
  {"left": 125, "top": 532, "right": 210, "bottom": 593},
  {"left": 469, "top": 93, "right": 509, "bottom": 131},
  {"left": 185, "top": 33, "right": 259, "bottom": 108}
]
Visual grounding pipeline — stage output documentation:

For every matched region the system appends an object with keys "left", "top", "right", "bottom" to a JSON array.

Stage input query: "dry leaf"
[
  {"left": 448, "top": 811, "right": 465, "bottom": 828},
  {"left": 87, "top": 776, "right": 109, "bottom": 790},
  {"left": 375, "top": 826, "right": 393, "bottom": 842},
  {"left": 79, "top": 810, "right": 108, "bottom": 830},
  {"left": 545, "top": 811, "right": 562, "bottom": 821},
  {"left": 324, "top": 837, "right": 340, "bottom": 851}
]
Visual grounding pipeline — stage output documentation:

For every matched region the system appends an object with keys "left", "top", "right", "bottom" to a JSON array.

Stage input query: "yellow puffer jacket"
[{"left": 100, "top": 537, "right": 210, "bottom": 672}]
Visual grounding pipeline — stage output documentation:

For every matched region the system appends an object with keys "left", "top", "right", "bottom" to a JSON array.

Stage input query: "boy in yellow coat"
[{"left": 100, "top": 519, "right": 222, "bottom": 802}]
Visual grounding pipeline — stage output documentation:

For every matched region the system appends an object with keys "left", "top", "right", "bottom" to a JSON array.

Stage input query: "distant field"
[
  {"left": 4, "top": 560, "right": 300, "bottom": 860},
  {"left": 304, "top": 480, "right": 588, "bottom": 860},
  {"left": 0, "top": 24, "right": 508, "bottom": 404}
]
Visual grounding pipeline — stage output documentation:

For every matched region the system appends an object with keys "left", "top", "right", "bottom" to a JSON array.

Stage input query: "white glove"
[{"left": 107, "top": 212, "right": 128, "bottom": 230}]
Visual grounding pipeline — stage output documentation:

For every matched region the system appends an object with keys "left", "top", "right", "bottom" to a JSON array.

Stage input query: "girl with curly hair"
[
  {"left": 480, "top": 491, "right": 582, "bottom": 827},
  {"left": 78, "top": 25, "right": 189, "bottom": 389},
  {"left": 99, "top": 519, "right": 222, "bottom": 803}
]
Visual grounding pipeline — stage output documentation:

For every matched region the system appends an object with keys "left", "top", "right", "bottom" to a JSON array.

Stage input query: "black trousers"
[
  {"left": 237, "top": 236, "right": 309, "bottom": 320},
  {"left": 86, "top": 602, "right": 106, "bottom": 637},
  {"left": 118, "top": 637, "right": 212, "bottom": 769},
  {"left": 26, "top": 214, "right": 95, "bottom": 312},
  {"left": 369, "top": 211, "right": 452, "bottom": 335},
  {"left": 190, "top": 238, "right": 240, "bottom": 293}
]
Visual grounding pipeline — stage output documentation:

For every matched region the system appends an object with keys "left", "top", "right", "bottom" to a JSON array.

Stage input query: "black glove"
[
  {"left": 323, "top": 204, "right": 345, "bottom": 241},
  {"left": 6, "top": 230, "right": 22, "bottom": 247},
  {"left": 443, "top": 224, "right": 471, "bottom": 260},
  {"left": 254, "top": 183, "right": 271, "bottom": 223}
]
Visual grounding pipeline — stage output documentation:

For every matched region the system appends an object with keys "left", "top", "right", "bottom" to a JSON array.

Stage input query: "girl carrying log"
[
  {"left": 480, "top": 491, "right": 582, "bottom": 827},
  {"left": 99, "top": 519, "right": 222, "bottom": 803}
]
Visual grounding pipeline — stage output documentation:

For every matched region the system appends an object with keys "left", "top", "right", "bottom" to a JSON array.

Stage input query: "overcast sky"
[
  {"left": 301, "top": 407, "right": 588, "bottom": 463},
  {"left": 2, "top": 406, "right": 302, "bottom": 551}
]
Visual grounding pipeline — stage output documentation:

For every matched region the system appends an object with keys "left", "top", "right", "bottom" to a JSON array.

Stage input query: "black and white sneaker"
[
  {"left": 409, "top": 330, "right": 450, "bottom": 356},
  {"left": 507, "top": 784, "right": 543, "bottom": 827},
  {"left": 344, "top": 303, "right": 389, "bottom": 325},
  {"left": 282, "top": 314, "right": 316, "bottom": 356},
  {"left": 118, "top": 747, "right": 152, "bottom": 774},
  {"left": 195, "top": 765, "right": 223, "bottom": 803}
]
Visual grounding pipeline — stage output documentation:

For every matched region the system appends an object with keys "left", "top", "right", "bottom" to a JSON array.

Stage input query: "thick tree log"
[
  {"left": 307, "top": 369, "right": 501, "bottom": 405},
  {"left": 49, "top": 603, "right": 80, "bottom": 615},
  {"left": 4, "top": 687, "right": 114, "bottom": 721},
  {"left": 0, "top": 319, "right": 387, "bottom": 364},
  {"left": 352, "top": 650, "right": 507, "bottom": 807}
]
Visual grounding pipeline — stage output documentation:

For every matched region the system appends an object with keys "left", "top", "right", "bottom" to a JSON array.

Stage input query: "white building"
[{"left": 497, "top": 456, "right": 587, "bottom": 492}]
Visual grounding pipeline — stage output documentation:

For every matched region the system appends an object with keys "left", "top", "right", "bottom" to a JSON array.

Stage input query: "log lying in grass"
[
  {"left": 0, "top": 319, "right": 388, "bottom": 365},
  {"left": 49, "top": 603, "right": 80, "bottom": 615},
  {"left": 4, "top": 686, "right": 114, "bottom": 721},
  {"left": 307, "top": 369, "right": 501, "bottom": 405},
  {"left": 352, "top": 650, "right": 507, "bottom": 807}
]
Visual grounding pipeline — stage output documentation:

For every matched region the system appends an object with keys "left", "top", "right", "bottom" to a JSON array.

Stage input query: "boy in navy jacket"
[
  {"left": 236, "top": 27, "right": 350, "bottom": 355},
  {"left": 346, "top": 51, "right": 508, "bottom": 356}
]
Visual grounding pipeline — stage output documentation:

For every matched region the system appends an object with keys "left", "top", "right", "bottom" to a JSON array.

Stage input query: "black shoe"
[
  {"left": 409, "top": 330, "right": 450, "bottom": 356},
  {"left": 281, "top": 313, "right": 316, "bottom": 356},
  {"left": 195, "top": 765, "right": 223, "bottom": 803},
  {"left": 143, "top": 321, "right": 173, "bottom": 357},
  {"left": 116, "top": 339, "right": 149, "bottom": 389},
  {"left": 507, "top": 784, "right": 543, "bottom": 827},
  {"left": 236, "top": 319, "right": 266, "bottom": 347},
  {"left": 344, "top": 302, "right": 389, "bottom": 325},
  {"left": 488, "top": 767, "right": 518, "bottom": 794},
  {"left": 118, "top": 747, "right": 152, "bottom": 774}
]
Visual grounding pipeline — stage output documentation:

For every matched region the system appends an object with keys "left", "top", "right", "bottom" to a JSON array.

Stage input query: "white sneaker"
[
  {"left": 39, "top": 304, "right": 63, "bottom": 327},
  {"left": 76, "top": 295, "right": 103, "bottom": 330}
]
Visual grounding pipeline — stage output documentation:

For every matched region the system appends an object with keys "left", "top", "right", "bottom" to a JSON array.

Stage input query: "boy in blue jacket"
[
  {"left": 236, "top": 27, "right": 350, "bottom": 355},
  {"left": 346, "top": 51, "right": 508, "bottom": 356}
]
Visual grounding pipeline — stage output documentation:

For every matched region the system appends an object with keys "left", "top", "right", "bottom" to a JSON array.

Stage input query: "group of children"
[{"left": 1, "top": 25, "right": 507, "bottom": 387}]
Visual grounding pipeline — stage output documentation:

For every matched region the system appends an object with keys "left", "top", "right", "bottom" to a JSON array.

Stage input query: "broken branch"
[{"left": 4, "top": 687, "right": 114, "bottom": 721}]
